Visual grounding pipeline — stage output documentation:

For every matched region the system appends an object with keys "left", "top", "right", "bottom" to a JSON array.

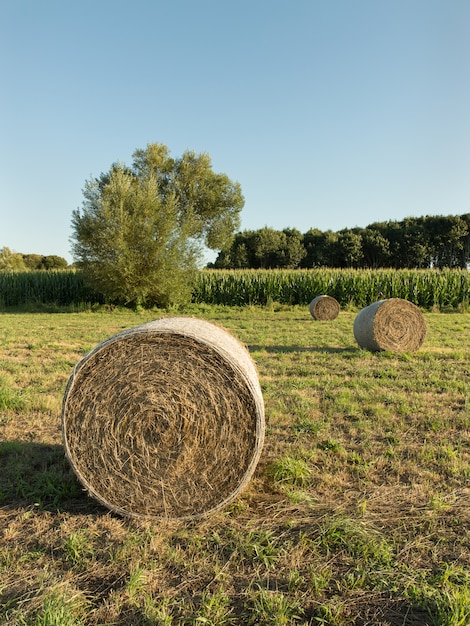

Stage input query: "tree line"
[
  {"left": 0, "top": 247, "right": 68, "bottom": 271},
  {"left": 212, "top": 214, "right": 470, "bottom": 270}
]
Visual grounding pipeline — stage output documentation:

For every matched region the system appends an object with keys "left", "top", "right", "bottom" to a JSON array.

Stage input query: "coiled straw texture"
[
  {"left": 353, "top": 298, "right": 427, "bottom": 352},
  {"left": 62, "top": 317, "right": 265, "bottom": 520},
  {"left": 309, "top": 295, "right": 340, "bottom": 320}
]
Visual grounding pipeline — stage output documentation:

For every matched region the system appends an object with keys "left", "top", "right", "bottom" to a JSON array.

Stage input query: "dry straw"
[
  {"left": 62, "top": 317, "right": 265, "bottom": 520},
  {"left": 309, "top": 295, "right": 340, "bottom": 320},
  {"left": 353, "top": 298, "right": 427, "bottom": 352}
]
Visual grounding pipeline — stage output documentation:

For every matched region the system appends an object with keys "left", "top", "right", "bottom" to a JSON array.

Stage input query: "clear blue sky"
[{"left": 1, "top": 0, "right": 469, "bottom": 264}]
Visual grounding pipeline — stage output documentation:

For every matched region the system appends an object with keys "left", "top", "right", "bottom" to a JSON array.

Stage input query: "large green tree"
[{"left": 71, "top": 143, "right": 244, "bottom": 307}]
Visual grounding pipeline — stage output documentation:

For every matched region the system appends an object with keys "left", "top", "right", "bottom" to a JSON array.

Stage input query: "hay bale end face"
[
  {"left": 353, "top": 298, "right": 427, "bottom": 352},
  {"left": 309, "top": 295, "right": 340, "bottom": 320},
  {"left": 62, "top": 317, "right": 265, "bottom": 520}
]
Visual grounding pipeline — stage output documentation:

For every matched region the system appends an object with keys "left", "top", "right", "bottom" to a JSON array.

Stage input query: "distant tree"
[
  {"left": 360, "top": 228, "right": 391, "bottom": 268},
  {"left": 301, "top": 229, "right": 338, "bottom": 267},
  {"left": 249, "top": 227, "right": 286, "bottom": 268},
  {"left": 300, "top": 228, "right": 322, "bottom": 267},
  {"left": 336, "top": 229, "right": 363, "bottom": 267},
  {"left": 380, "top": 217, "right": 428, "bottom": 268},
  {"left": 71, "top": 142, "right": 244, "bottom": 307},
  {"left": 426, "top": 214, "right": 469, "bottom": 268},
  {"left": 22, "top": 254, "right": 43, "bottom": 270},
  {"left": 369, "top": 221, "right": 404, "bottom": 268},
  {"left": 459, "top": 213, "right": 470, "bottom": 266},
  {"left": 214, "top": 227, "right": 306, "bottom": 269},
  {"left": 213, "top": 232, "right": 251, "bottom": 268},
  {"left": 361, "top": 215, "right": 470, "bottom": 268},
  {"left": 23, "top": 254, "right": 68, "bottom": 270},
  {"left": 0, "top": 247, "right": 26, "bottom": 271},
  {"left": 282, "top": 228, "right": 306, "bottom": 268},
  {"left": 41, "top": 255, "right": 68, "bottom": 269},
  {"left": 402, "top": 217, "right": 433, "bottom": 268}
]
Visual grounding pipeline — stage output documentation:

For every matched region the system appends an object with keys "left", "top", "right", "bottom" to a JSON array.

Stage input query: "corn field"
[
  {"left": 1, "top": 268, "right": 469, "bottom": 309},
  {"left": 193, "top": 269, "right": 470, "bottom": 309},
  {"left": 0, "top": 270, "right": 103, "bottom": 308}
]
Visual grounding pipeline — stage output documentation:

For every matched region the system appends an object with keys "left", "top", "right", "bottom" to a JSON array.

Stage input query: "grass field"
[{"left": 1, "top": 304, "right": 470, "bottom": 625}]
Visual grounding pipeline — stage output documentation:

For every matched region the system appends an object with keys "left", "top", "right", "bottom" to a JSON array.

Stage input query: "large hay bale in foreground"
[
  {"left": 309, "top": 295, "right": 340, "bottom": 320},
  {"left": 62, "top": 317, "right": 265, "bottom": 520},
  {"left": 353, "top": 298, "right": 426, "bottom": 352}
]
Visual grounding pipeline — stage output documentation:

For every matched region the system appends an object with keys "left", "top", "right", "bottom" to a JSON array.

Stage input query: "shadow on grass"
[
  {"left": 0, "top": 439, "right": 106, "bottom": 514},
  {"left": 347, "top": 596, "right": 433, "bottom": 626},
  {"left": 248, "top": 344, "right": 359, "bottom": 354}
]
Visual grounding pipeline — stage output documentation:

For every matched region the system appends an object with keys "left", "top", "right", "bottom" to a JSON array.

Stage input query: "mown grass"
[{"left": 1, "top": 304, "right": 470, "bottom": 625}]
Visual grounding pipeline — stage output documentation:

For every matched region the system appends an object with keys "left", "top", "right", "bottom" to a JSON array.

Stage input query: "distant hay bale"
[
  {"left": 353, "top": 298, "right": 426, "bottom": 352},
  {"left": 309, "top": 295, "right": 340, "bottom": 320},
  {"left": 62, "top": 317, "right": 265, "bottom": 520}
]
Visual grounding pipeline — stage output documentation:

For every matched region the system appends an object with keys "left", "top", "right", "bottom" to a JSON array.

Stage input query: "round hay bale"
[
  {"left": 309, "top": 295, "right": 340, "bottom": 320},
  {"left": 353, "top": 298, "right": 426, "bottom": 352},
  {"left": 62, "top": 317, "right": 265, "bottom": 521}
]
